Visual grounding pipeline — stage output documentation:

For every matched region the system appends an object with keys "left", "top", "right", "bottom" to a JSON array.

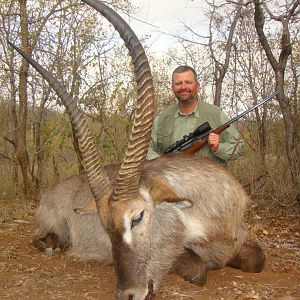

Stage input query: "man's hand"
[{"left": 208, "top": 133, "right": 220, "bottom": 152}]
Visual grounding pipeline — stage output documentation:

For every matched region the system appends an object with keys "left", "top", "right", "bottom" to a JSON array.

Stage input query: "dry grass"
[{"left": 228, "top": 151, "right": 298, "bottom": 205}]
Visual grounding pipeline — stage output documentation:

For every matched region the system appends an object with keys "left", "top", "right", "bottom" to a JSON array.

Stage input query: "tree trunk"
[
  {"left": 208, "top": 2, "right": 242, "bottom": 107},
  {"left": 253, "top": 0, "right": 300, "bottom": 189},
  {"left": 275, "top": 70, "right": 299, "bottom": 184},
  {"left": 17, "top": 0, "right": 35, "bottom": 198}
]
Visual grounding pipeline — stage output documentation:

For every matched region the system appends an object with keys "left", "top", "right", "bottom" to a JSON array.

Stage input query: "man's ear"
[{"left": 149, "top": 176, "right": 192, "bottom": 207}]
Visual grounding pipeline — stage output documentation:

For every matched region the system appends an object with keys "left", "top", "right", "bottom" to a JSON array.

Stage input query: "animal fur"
[{"left": 34, "top": 155, "right": 264, "bottom": 285}]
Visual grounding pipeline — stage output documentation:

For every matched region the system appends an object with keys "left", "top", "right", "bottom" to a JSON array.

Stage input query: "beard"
[{"left": 174, "top": 90, "right": 197, "bottom": 105}]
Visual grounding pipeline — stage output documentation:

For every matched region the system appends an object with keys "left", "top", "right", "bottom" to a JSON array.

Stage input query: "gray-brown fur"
[
  {"left": 34, "top": 154, "right": 264, "bottom": 297},
  {"left": 33, "top": 165, "right": 118, "bottom": 264}
]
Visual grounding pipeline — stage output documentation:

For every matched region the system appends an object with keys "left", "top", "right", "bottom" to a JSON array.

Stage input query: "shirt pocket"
[{"left": 157, "top": 130, "right": 173, "bottom": 153}]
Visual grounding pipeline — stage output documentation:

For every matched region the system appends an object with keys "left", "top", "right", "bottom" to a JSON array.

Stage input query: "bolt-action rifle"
[{"left": 163, "top": 92, "right": 278, "bottom": 155}]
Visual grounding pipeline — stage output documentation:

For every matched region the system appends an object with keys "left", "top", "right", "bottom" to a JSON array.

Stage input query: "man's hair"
[{"left": 172, "top": 65, "right": 198, "bottom": 83}]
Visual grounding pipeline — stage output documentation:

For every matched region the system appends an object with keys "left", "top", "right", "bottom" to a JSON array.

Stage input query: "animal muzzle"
[{"left": 116, "top": 280, "right": 155, "bottom": 300}]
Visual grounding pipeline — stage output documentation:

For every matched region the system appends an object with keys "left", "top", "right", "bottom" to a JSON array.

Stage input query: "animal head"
[{"left": 102, "top": 174, "right": 192, "bottom": 299}]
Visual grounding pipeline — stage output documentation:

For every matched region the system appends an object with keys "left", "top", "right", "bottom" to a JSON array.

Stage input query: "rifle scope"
[{"left": 163, "top": 121, "right": 211, "bottom": 154}]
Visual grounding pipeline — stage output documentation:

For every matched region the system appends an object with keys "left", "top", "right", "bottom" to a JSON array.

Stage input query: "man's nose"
[{"left": 181, "top": 82, "right": 188, "bottom": 89}]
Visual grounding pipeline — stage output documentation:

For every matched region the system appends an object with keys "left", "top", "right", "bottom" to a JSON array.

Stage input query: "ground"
[{"left": 0, "top": 199, "right": 299, "bottom": 300}]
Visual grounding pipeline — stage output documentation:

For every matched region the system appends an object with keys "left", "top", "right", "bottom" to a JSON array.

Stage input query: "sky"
[{"left": 128, "top": 0, "right": 207, "bottom": 54}]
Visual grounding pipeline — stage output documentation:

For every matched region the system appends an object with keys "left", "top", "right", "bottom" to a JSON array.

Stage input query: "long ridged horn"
[
  {"left": 7, "top": 41, "right": 111, "bottom": 201},
  {"left": 82, "top": 0, "right": 155, "bottom": 201}
]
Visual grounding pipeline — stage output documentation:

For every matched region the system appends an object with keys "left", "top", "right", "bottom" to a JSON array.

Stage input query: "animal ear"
[
  {"left": 96, "top": 193, "right": 111, "bottom": 231},
  {"left": 150, "top": 176, "right": 192, "bottom": 207},
  {"left": 73, "top": 193, "right": 111, "bottom": 230},
  {"left": 74, "top": 199, "right": 97, "bottom": 214}
]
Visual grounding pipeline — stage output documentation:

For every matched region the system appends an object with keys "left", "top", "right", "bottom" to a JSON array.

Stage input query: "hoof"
[
  {"left": 45, "top": 247, "right": 53, "bottom": 257},
  {"left": 174, "top": 250, "right": 207, "bottom": 286},
  {"left": 227, "top": 239, "right": 265, "bottom": 273}
]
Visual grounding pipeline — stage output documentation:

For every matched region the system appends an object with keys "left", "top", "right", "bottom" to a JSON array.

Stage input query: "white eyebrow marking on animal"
[{"left": 123, "top": 214, "right": 132, "bottom": 244}]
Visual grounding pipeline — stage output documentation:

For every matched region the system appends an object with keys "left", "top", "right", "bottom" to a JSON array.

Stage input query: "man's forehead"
[
  {"left": 172, "top": 74, "right": 197, "bottom": 85},
  {"left": 172, "top": 70, "right": 196, "bottom": 81}
]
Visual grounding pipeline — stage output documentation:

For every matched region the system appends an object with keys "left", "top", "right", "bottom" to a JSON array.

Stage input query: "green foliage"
[{"left": 0, "top": 102, "right": 133, "bottom": 199}]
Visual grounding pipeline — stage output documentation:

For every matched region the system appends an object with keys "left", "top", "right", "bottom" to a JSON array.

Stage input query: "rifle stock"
[{"left": 183, "top": 124, "right": 230, "bottom": 154}]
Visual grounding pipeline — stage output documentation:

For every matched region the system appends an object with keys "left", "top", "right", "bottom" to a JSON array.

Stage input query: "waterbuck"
[{"left": 9, "top": 0, "right": 265, "bottom": 299}]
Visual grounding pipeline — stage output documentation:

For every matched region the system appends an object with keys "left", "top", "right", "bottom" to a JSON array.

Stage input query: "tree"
[
  {"left": 253, "top": 0, "right": 300, "bottom": 188},
  {"left": 1, "top": 0, "right": 64, "bottom": 198},
  {"left": 1, "top": 0, "right": 137, "bottom": 197},
  {"left": 207, "top": 0, "right": 243, "bottom": 107},
  {"left": 229, "top": 6, "right": 279, "bottom": 171}
]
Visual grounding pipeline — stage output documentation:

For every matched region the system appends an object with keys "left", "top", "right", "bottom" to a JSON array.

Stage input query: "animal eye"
[{"left": 131, "top": 211, "right": 144, "bottom": 228}]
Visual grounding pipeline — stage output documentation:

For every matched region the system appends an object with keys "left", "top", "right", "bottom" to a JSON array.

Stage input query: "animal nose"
[
  {"left": 116, "top": 288, "right": 150, "bottom": 300},
  {"left": 117, "top": 280, "right": 155, "bottom": 300}
]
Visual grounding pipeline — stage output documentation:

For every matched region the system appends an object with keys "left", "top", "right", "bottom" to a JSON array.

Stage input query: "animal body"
[
  {"left": 10, "top": 0, "right": 265, "bottom": 299},
  {"left": 33, "top": 155, "right": 265, "bottom": 294}
]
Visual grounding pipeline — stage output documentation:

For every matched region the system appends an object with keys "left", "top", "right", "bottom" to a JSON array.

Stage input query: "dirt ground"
[{"left": 0, "top": 199, "right": 299, "bottom": 300}]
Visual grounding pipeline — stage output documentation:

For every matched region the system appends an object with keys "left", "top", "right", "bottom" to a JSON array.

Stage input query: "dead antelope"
[{"left": 9, "top": 0, "right": 265, "bottom": 299}]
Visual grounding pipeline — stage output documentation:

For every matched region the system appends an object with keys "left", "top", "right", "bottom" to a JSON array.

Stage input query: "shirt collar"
[{"left": 174, "top": 100, "right": 200, "bottom": 118}]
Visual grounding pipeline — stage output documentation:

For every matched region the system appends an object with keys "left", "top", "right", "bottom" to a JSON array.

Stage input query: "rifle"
[{"left": 163, "top": 91, "right": 278, "bottom": 155}]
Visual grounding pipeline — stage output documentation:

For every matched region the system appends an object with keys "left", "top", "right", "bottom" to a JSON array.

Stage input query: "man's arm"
[
  {"left": 213, "top": 110, "right": 245, "bottom": 161},
  {"left": 146, "top": 116, "right": 160, "bottom": 160}
]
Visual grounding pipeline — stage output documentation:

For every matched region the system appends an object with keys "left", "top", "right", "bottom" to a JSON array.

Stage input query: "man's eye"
[{"left": 131, "top": 211, "right": 144, "bottom": 228}]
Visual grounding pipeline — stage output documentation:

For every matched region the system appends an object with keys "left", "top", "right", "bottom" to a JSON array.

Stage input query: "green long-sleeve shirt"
[{"left": 146, "top": 100, "right": 244, "bottom": 164}]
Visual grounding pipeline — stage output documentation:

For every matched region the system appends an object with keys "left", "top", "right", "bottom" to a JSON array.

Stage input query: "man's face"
[{"left": 172, "top": 70, "right": 200, "bottom": 105}]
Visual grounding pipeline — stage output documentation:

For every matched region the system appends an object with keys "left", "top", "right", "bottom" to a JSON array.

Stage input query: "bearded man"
[{"left": 147, "top": 65, "right": 244, "bottom": 164}]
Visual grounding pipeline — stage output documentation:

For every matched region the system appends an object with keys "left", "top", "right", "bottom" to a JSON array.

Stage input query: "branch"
[
  {"left": 263, "top": 2, "right": 283, "bottom": 21},
  {"left": 181, "top": 24, "right": 210, "bottom": 40},
  {"left": 264, "top": 0, "right": 300, "bottom": 21},
  {"left": 4, "top": 136, "right": 16, "bottom": 148},
  {"left": 155, "top": 27, "right": 208, "bottom": 46},
  {"left": 253, "top": 0, "right": 278, "bottom": 70},
  {"left": 278, "top": 20, "right": 292, "bottom": 69},
  {"left": 31, "top": 0, "right": 66, "bottom": 50},
  {"left": 287, "top": 0, "right": 300, "bottom": 20},
  {"left": 0, "top": 153, "right": 18, "bottom": 164},
  {"left": 226, "top": 0, "right": 253, "bottom": 6},
  {"left": 223, "top": 4, "right": 242, "bottom": 71},
  {"left": 208, "top": 3, "right": 222, "bottom": 67}
]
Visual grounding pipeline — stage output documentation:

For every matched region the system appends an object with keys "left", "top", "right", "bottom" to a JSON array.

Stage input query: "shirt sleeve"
[
  {"left": 214, "top": 110, "right": 245, "bottom": 161},
  {"left": 146, "top": 115, "right": 160, "bottom": 160}
]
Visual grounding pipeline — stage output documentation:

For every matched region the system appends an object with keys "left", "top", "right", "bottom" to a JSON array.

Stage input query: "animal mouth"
[
  {"left": 144, "top": 280, "right": 155, "bottom": 299},
  {"left": 121, "top": 280, "right": 155, "bottom": 300}
]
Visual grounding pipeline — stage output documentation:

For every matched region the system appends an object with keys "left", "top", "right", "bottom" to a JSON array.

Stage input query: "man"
[{"left": 147, "top": 65, "right": 244, "bottom": 164}]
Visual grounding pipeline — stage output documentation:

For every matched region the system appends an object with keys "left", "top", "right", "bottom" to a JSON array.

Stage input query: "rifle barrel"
[{"left": 223, "top": 91, "right": 279, "bottom": 128}]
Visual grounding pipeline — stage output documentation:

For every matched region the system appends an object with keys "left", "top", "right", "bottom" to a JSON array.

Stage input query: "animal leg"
[
  {"left": 174, "top": 249, "right": 207, "bottom": 286},
  {"left": 33, "top": 232, "right": 66, "bottom": 252},
  {"left": 226, "top": 238, "right": 265, "bottom": 273}
]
